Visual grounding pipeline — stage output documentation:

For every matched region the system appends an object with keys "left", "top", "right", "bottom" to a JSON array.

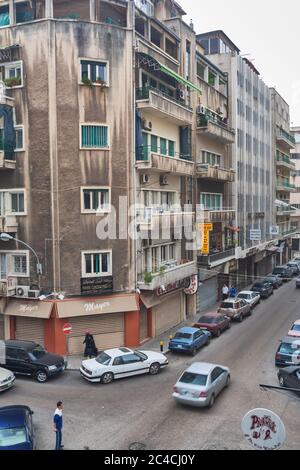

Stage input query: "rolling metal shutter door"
[
  {"left": 197, "top": 276, "right": 218, "bottom": 312},
  {"left": 67, "top": 313, "right": 124, "bottom": 355},
  {"left": 140, "top": 305, "right": 148, "bottom": 342},
  {"left": 15, "top": 317, "right": 45, "bottom": 346},
  {"left": 154, "top": 292, "right": 182, "bottom": 336},
  {"left": 0, "top": 314, "right": 4, "bottom": 339}
]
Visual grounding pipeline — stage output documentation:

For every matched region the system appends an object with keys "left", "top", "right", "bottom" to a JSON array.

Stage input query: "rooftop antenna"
[{"left": 190, "top": 19, "right": 194, "bottom": 31}]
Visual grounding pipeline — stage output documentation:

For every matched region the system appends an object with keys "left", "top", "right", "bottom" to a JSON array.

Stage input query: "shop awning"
[
  {"left": 140, "top": 292, "right": 163, "bottom": 309},
  {"left": 137, "top": 52, "right": 202, "bottom": 94},
  {"left": 4, "top": 299, "right": 53, "bottom": 319},
  {"left": 56, "top": 294, "right": 139, "bottom": 319}
]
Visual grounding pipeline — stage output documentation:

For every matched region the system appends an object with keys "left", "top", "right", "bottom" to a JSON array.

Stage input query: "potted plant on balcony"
[
  {"left": 4, "top": 76, "right": 21, "bottom": 87},
  {"left": 159, "top": 265, "right": 166, "bottom": 276},
  {"left": 82, "top": 76, "right": 93, "bottom": 87},
  {"left": 95, "top": 77, "right": 106, "bottom": 86},
  {"left": 143, "top": 272, "right": 153, "bottom": 285}
]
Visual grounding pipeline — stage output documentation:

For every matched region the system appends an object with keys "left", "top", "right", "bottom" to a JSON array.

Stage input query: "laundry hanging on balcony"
[
  {"left": 137, "top": 52, "right": 202, "bottom": 94},
  {"left": 0, "top": 104, "right": 16, "bottom": 160}
]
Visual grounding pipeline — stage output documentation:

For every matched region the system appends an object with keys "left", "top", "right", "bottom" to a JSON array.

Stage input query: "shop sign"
[
  {"left": 156, "top": 278, "right": 189, "bottom": 297},
  {"left": 184, "top": 275, "right": 198, "bottom": 295},
  {"left": 250, "top": 229, "right": 261, "bottom": 241},
  {"left": 241, "top": 409, "right": 286, "bottom": 450},
  {"left": 81, "top": 276, "right": 113, "bottom": 295},
  {"left": 202, "top": 224, "right": 213, "bottom": 255},
  {"left": 270, "top": 226, "right": 280, "bottom": 236}
]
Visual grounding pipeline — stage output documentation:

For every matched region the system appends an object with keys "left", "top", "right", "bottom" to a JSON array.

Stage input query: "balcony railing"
[
  {"left": 276, "top": 150, "right": 295, "bottom": 168},
  {"left": 134, "top": 0, "right": 154, "bottom": 17},
  {"left": 136, "top": 86, "right": 192, "bottom": 111},
  {"left": 276, "top": 205, "right": 297, "bottom": 215},
  {"left": 196, "top": 112, "right": 235, "bottom": 144},
  {"left": 198, "top": 248, "right": 236, "bottom": 266},
  {"left": 280, "top": 227, "right": 298, "bottom": 237},
  {"left": 138, "top": 260, "right": 197, "bottom": 291},
  {"left": 196, "top": 164, "right": 235, "bottom": 182},
  {"left": 136, "top": 207, "right": 194, "bottom": 232},
  {"left": 136, "top": 145, "right": 192, "bottom": 162},
  {"left": 197, "top": 112, "right": 235, "bottom": 134},
  {"left": 277, "top": 127, "right": 296, "bottom": 146},
  {"left": 0, "top": 151, "right": 16, "bottom": 170},
  {"left": 198, "top": 209, "right": 236, "bottom": 223},
  {"left": 276, "top": 178, "right": 297, "bottom": 191}
]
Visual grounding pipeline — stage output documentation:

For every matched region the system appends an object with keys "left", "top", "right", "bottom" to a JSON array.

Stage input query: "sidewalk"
[{"left": 66, "top": 303, "right": 219, "bottom": 371}]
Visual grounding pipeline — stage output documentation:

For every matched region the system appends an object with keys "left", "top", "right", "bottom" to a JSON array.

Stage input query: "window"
[
  {"left": 82, "top": 251, "right": 111, "bottom": 277},
  {"left": 151, "top": 135, "right": 158, "bottom": 153},
  {"left": 200, "top": 193, "right": 222, "bottom": 210},
  {"left": 1, "top": 61, "right": 23, "bottom": 87},
  {"left": 208, "top": 71, "right": 216, "bottom": 87},
  {"left": 150, "top": 27, "right": 161, "bottom": 48},
  {"left": 0, "top": 126, "right": 24, "bottom": 151},
  {"left": 80, "top": 60, "right": 108, "bottom": 85},
  {"left": 160, "top": 138, "right": 167, "bottom": 156},
  {"left": 82, "top": 188, "right": 110, "bottom": 213},
  {"left": 165, "top": 38, "right": 178, "bottom": 60},
  {"left": 201, "top": 150, "right": 222, "bottom": 166},
  {"left": 197, "top": 62, "right": 205, "bottom": 79},
  {"left": 0, "top": 5, "right": 9, "bottom": 27},
  {"left": 0, "top": 251, "right": 29, "bottom": 279},
  {"left": 81, "top": 125, "right": 109, "bottom": 149},
  {"left": 210, "top": 38, "right": 219, "bottom": 54},
  {"left": 161, "top": 245, "right": 167, "bottom": 262},
  {"left": 0, "top": 190, "right": 26, "bottom": 216},
  {"left": 168, "top": 140, "right": 175, "bottom": 157},
  {"left": 12, "top": 255, "right": 27, "bottom": 275}
]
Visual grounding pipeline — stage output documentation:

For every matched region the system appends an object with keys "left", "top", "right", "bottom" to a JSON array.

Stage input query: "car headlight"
[{"left": 48, "top": 365, "right": 57, "bottom": 371}]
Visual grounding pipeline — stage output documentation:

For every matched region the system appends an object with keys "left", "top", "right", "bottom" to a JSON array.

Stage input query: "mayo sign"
[{"left": 242, "top": 408, "right": 286, "bottom": 450}]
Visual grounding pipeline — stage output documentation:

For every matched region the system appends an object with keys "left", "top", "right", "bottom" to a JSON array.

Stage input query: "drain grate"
[{"left": 129, "top": 442, "right": 147, "bottom": 450}]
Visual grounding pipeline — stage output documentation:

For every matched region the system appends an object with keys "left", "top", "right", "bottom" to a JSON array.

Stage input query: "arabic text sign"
[{"left": 242, "top": 408, "right": 286, "bottom": 450}]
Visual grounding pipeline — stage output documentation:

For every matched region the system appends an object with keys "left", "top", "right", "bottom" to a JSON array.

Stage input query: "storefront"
[
  {"left": 197, "top": 276, "right": 218, "bottom": 312},
  {"left": 141, "top": 290, "right": 185, "bottom": 336}
]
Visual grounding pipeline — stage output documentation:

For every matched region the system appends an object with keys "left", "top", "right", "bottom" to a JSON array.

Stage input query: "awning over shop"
[
  {"left": 56, "top": 294, "right": 139, "bottom": 319},
  {"left": 4, "top": 299, "right": 53, "bottom": 319},
  {"left": 140, "top": 292, "right": 163, "bottom": 309},
  {"left": 137, "top": 52, "right": 202, "bottom": 94}
]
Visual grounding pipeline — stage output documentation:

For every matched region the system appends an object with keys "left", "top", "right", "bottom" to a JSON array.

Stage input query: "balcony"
[
  {"left": 134, "top": 0, "right": 154, "bottom": 16},
  {"left": 196, "top": 164, "right": 235, "bottom": 183},
  {"left": 276, "top": 205, "right": 297, "bottom": 216},
  {"left": 136, "top": 149, "right": 194, "bottom": 176},
  {"left": 276, "top": 178, "right": 297, "bottom": 193},
  {"left": 276, "top": 127, "right": 296, "bottom": 150},
  {"left": 138, "top": 260, "right": 197, "bottom": 291},
  {"left": 276, "top": 151, "right": 295, "bottom": 170},
  {"left": 0, "top": 215, "right": 18, "bottom": 234},
  {"left": 198, "top": 248, "right": 236, "bottom": 267},
  {"left": 136, "top": 87, "right": 193, "bottom": 125},
  {"left": 199, "top": 209, "right": 236, "bottom": 223},
  {"left": 279, "top": 227, "right": 298, "bottom": 238},
  {"left": 196, "top": 113, "right": 235, "bottom": 144},
  {"left": 0, "top": 151, "right": 16, "bottom": 171},
  {"left": 136, "top": 207, "right": 194, "bottom": 233}
]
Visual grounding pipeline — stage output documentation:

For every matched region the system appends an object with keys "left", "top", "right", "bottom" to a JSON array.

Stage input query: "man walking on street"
[
  {"left": 53, "top": 401, "right": 64, "bottom": 450},
  {"left": 222, "top": 284, "right": 229, "bottom": 301}
]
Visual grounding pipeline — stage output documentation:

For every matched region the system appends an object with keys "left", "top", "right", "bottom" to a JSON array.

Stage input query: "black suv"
[
  {"left": 0, "top": 340, "right": 67, "bottom": 383},
  {"left": 251, "top": 281, "right": 273, "bottom": 299}
]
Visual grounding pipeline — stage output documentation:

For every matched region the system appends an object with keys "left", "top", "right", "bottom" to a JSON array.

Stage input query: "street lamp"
[
  {"left": 39, "top": 293, "right": 65, "bottom": 301},
  {"left": 0, "top": 232, "right": 42, "bottom": 289}
]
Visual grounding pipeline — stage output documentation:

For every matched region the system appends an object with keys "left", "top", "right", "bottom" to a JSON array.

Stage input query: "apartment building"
[
  {"left": 0, "top": 0, "right": 200, "bottom": 352},
  {"left": 290, "top": 126, "right": 300, "bottom": 244},
  {"left": 197, "top": 31, "right": 278, "bottom": 282},
  {"left": 271, "top": 89, "right": 297, "bottom": 264}
]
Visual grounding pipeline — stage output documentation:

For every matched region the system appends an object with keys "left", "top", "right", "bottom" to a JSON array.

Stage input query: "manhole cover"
[{"left": 129, "top": 442, "right": 147, "bottom": 450}]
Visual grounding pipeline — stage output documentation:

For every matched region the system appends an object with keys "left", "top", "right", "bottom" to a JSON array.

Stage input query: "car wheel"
[
  {"left": 239, "top": 314, "right": 243, "bottom": 323},
  {"left": 216, "top": 329, "right": 221, "bottom": 338},
  {"left": 149, "top": 362, "right": 160, "bottom": 375},
  {"left": 208, "top": 394, "right": 215, "bottom": 408},
  {"left": 279, "top": 376, "right": 286, "bottom": 387},
  {"left": 35, "top": 370, "right": 48, "bottom": 383},
  {"left": 225, "top": 375, "right": 231, "bottom": 387},
  {"left": 101, "top": 372, "right": 114, "bottom": 384},
  {"left": 191, "top": 348, "right": 197, "bottom": 356}
]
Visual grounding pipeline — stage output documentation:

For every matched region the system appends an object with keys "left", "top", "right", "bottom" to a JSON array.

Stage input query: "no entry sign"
[{"left": 63, "top": 323, "right": 72, "bottom": 335}]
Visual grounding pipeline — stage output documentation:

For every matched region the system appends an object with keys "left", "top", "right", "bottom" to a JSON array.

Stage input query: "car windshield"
[
  {"left": 253, "top": 284, "right": 264, "bottom": 289},
  {"left": 0, "top": 427, "right": 27, "bottom": 447},
  {"left": 134, "top": 351, "right": 147, "bottom": 360},
  {"left": 266, "top": 277, "right": 276, "bottom": 281},
  {"left": 238, "top": 294, "right": 249, "bottom": 299},
  {"left": 279, "top": 343, "right": 300, "bottom": 355},
  {"left": 179, "top": 372, "right": 208, "bottom": 386},
  {"left": 220, "top": 303, "right": 234, "bottom": 309},
  {"left": 95, "top": 352, "right": 111, "bottom": 365},
  {"left": 29, "top": 345, "right": 47, "bottom": 360},
  {"left": 273, "top": 268, "right": 285, "bottom": 274},
  {"left": 174, "top": 333, "right": 192, "bottom": 340},
  {"left": 292, "top": 325, "right": 300, "bottom": 332},
  {"left": 198, "top": 317, "right": 217, "bottom": 324}
]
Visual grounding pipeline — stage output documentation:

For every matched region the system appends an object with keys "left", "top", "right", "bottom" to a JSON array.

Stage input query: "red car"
[{"left": 193, "top": 313, "right": 231, "bottom": 337}]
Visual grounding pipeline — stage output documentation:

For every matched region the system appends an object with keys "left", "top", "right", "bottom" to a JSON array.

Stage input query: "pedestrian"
[
  {"left": 229, "top": 285, "right": 237, "bottom": 298},
  {"left": 222, "top": 284, "right": 229, "bottom": 301},
  {"left": 53, "top": 401, "right": 64, "bottom": 451},
  {"left": 83, "top": 331, "right": 98, "bottom": 359}
]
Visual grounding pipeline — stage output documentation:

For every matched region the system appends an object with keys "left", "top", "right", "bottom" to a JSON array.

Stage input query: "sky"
[{"left": 179, "top": 0, "right": 300, "bottom": 125}]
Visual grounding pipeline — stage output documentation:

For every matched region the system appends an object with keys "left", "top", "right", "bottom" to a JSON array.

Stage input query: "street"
[{"left": 1, "top": 280, "right": 300, "bottom": 450}]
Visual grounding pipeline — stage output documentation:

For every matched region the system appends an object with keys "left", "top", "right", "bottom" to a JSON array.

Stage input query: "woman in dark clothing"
[{"left": 83, "top": 332, "right": 98, "bottom": 358}]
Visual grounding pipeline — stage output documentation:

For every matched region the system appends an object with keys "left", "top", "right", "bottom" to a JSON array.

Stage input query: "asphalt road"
[{"left": 1, "top": 281, "right": 300, "bottom": 450}]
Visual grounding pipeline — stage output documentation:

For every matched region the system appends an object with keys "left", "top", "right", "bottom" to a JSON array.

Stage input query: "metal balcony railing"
[
  {"left": 276, "top": 150, "right": 295, "bottom": 167},
  {"left": 196, "top": 112, "right": 235, "bottom": 134},
  {"left": 136, "top": 86, "right": 192, "bottom": 110},
  {"left": 136, "top": 145, "right": 192, "bottom": 162},
  {"left": 277, "top": 127, "right": 296, "bottom": 145},
  {"left": 277, "top": 178, "right": 296, "bottom": 190},
  {"left": 198, "top": 248, "right": 236, "bottom": 266}
]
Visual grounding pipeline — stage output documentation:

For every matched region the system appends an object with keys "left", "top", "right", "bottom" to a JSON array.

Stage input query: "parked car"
[
  {"left": 0, "top": 405, "right": 35, "bottom": 450},
  {"left": 296, "top": 277, "right": 300, "bottom": 289},
  {"left": 287, "top": 261, "right": 300, "bottom": 276},
  {"left": 172, "top": 362, "right": 230, "bottom": 408},
  {"left": 0, "top": 340, "right": 67, "bottom": 383},
  {"left": 250, "top": 281, "right": 273, "bottom": 299},
  {"left": 193, "top": 313, "right": 231, "bottom": 338},
  {"left": 275, "top": 336, "right": 300, "bottom": 367},
  {"left": 264, "top": 275, "right": 283, "bottom": 289},
  {"left": 0, "top": 368, "right": 15, "bottom": 393},
  {"left": 272, "top": 266, "right": 293, "bottom": 282},
  {"left": 237, "top": 291, "right": 261, "bottom": 308},
  {"left": 80, "top": 347, "right": 168, "bottom": 384},
  {"left": 169, "top": 327, "right": 211, "bottom": 355},
  {"left": 218, "top": 298, "right": 251, "bottom": 322},
  {"left": 277, "top": 366, "right": 300, "bottom": 393},
  {"left": 288, "top": 320, "right": 300, "bottom": 338}
]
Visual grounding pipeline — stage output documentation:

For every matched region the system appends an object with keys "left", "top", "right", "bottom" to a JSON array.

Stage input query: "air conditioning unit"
[
  {"left": 28, "top": 289, "right": 40, "bottom": 299},
  {"left": 159, "top": 175, "right": 169, "bottom": 186},
  {"left": 142, "top": 120, "right": 152, "bottom": 131},
  {"left": 15, "top": 286, "right": 31, "bottom": 298},
  {"left": 140, "top": 174, "right": 149, "bottom": 184},
  {"left": 197, "top": 105, "right": 206, "bottom": 114},
  {"left": 179, "top": 90, "right": 186, "bottom": 100}
]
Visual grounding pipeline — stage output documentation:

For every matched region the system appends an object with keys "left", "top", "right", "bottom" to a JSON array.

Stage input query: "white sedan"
[
  {"left": 80, "top": 347, "right": 168, "bottom": 384},
  {"left": 237, "top": 291, "right": 260, "bottom": 308},
  {"left": 0, "top": 367, "right": 15, "bottom": 392}
]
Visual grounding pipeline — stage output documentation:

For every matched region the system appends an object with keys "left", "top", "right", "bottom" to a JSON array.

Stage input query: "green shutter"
[
  {"left": 82, "top": 126, "right": 108, "bottom": 148},
  {"left": 151, "top": 135, "right": 158, "bottom": 153},
  {"left": 160, "top": 138, "right": 167, "bottom": 155},
  {"left": 168, "top": 140, "right": 175, "bottom": 157}
]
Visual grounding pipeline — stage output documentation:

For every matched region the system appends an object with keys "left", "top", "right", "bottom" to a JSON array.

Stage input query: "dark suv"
[{"left": 0, "top": 340, "right": 67, "bottom": 383}]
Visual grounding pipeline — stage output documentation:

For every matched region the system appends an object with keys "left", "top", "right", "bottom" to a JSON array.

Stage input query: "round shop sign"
[
  {"left": 184, "top": 275, "right": 198, "bottom": 295},
  {"left": 63, "top": 323, "right": 72, "bottom": 335},
  {"left": 242, "top": 409, "right": 286, "bottom": 450}
]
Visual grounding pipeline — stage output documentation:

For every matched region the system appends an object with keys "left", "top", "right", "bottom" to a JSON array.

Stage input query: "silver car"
[
  {"left": 0, "top": 367, "right": 15, "bottom": 392},
  {"left": 172, "top": 362, "right": 230, "bottom": 408}
]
